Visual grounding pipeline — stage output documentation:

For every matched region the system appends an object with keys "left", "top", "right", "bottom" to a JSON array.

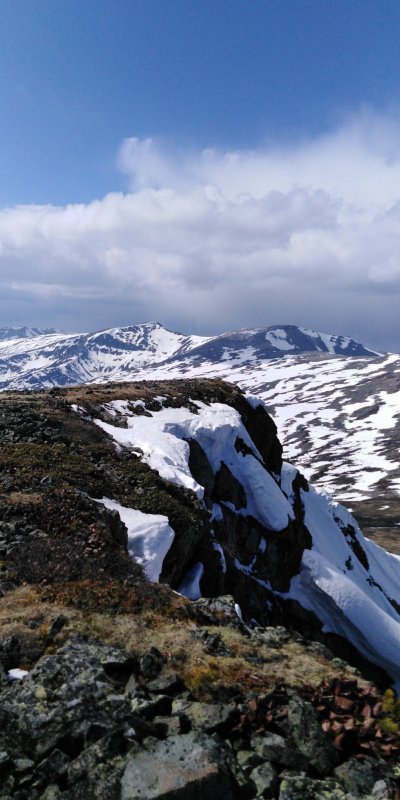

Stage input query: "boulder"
[
  {"left": 334, "top": 756, "right": 383, "bottom": 796},
  {"left": 121, "top": 732, "right": 235, "bottom": 799},
  {"left": 279, "top": 776, "right": 347, "bottom": 800},
  {"left": 249, "top": 762, "right": 279, "bottom": 798},
  {"left": 287, "top": 697, "right": 338, "bottom": 775},
  {"left": 171, "top": 699, "right": 238, "bottom": 734}
]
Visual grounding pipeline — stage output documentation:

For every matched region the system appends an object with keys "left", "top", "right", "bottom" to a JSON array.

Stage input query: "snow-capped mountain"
[
  {"left": 0, "top": 326, "right": 58, "bottom": 341},
  {"left": 0, "top": 321, "right": 376, "bottom": 392},
  {"left": 167, "top": 323, "right": 378, "bottom": 366},
  {"left": 0, "top": 320, "right": 398, "bottom": 512},
  {"left": 0, "top": 322, "right": 210, "bottom": 391}
]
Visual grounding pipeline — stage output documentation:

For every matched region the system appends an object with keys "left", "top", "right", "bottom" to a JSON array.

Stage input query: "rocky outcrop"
[
  {"left": 0, "top": 633, "right": 398, "bottom": 799},
  {"left": 1, "top": 380, "right": 400, "bottom": 685}
]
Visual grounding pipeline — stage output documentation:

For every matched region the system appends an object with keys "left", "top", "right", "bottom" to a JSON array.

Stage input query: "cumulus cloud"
[{"left": 1, "top": 108, "right": 400, "bottom": 350}]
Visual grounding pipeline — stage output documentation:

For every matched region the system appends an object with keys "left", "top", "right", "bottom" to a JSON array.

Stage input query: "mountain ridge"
[{"left": 0, "top": 321, "right": 379, "bottom": 393}]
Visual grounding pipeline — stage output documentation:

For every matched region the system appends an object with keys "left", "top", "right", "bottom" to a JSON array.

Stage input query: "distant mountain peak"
[
  {"left": 0, "top": 326, "right": 59, "bottom": 342},
  {"left": 0, "top": 321, "right": 380, "bottom": 393}
]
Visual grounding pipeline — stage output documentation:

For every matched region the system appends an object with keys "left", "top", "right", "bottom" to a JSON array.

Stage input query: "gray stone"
[
  {"left": 171, "top": 699, "right": 237, "bottom": 734},
  {"left": 251, "top": 733, "right": 308, "bottom": 770},
  {"left": 147, "top": 671, "right": 183, "bottom": 695},
  {"left": 371, "top": 779, "right": 391, "bottom": 799},
  {"left": 13, "top": 758, "right": 35, "bottom": 774},
  {"left": 124, "top": 673, "right": 143, "bottom": 697},
  {"left": 153, "top": 715, "right": 182, "bottom": 737},
  {"left": 130, "top": 694, "right": 172, "bottom": 719},
  {"left": 255, "top": 626, "right": 291, "bottom": 648},
  {"left": 249, "top": 762, "right": 279, "bottom": 798},
  {"left": 40, "top": 787, "right": 64, "bottom": 800},
  {"left": 334, "top": 757, "right": 378, "bottom": 796},
  {"left": 0, "top": 750, "right": 11, "bottom": 771},
  {"left": 279, "top": 776, "right": 347, "bottom": 800},
  {"left": 121, "top": 732, "right": 235, "bottom": 799},
  {"left": 287, "top": 697, "right": 338, "bottom": 775},
  {"left": 35, "top": 748, "right": 70, "bottom": 780},
  {"left": 236, "top": 748, "right": 263, "bottom": 771},
  {"left": 191, "top": 595, "right": 248, "bottom": 630}
]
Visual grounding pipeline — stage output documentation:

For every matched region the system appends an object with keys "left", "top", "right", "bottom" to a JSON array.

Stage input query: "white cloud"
[{"left": 1, "top": 108, "right": 400, "bottom": 349}]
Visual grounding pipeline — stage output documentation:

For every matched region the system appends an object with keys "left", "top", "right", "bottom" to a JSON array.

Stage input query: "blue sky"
[{"left": 1, "top": 0, "right": 400, "bottom": 349}]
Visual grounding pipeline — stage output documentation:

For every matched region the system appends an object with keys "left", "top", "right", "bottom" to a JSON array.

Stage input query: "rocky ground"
[
  {"left": 0, "top": 595, "right": 399, "bottom": 799},
  {"left": 0, "top": 380, "right": 399, "bottom": 798}
]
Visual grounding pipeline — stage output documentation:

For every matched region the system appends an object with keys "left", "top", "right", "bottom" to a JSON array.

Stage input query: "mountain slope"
[
  {"left": 166, "top": 324, "right": 378, "bottom": 367},
  {"left": 144, "top": 351, "right": 400, "bottom": 504},
  {"left": 0, "top": 321, "right": 377, "bottom": 392},
  {"left": 2, "top": 378, "right": 398, "bottom": 688},
  {"left": 1, "top": 321, "right": 398, "bottom": 520},
  {"left": 74, "top": 382, "right": 400, "bottom": 688},
  {"left": 0, "top": 325, "right": 58, "bottom": 341},
  {"left": 0, "top": 321, "right": 210, "bottom": 390}
]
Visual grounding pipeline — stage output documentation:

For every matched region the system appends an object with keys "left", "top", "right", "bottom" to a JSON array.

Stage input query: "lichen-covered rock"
[
  {"left": 171, "top": 698, "right": 238, "bottom": 735},
  {"left": 249, "top": 761, "right": 279, "bottom": 798},
  {"left": 334, "top": 756, "right": 386, "bottom": 797},
  {"left": 120, "top": 733, "right": 235, "bottom": 799},
  {"left": 0, "top": 639, "right": 139, "bottom": 761},
  {"left": 279, "top": 776, "right": 347, "bottom": 800},
  {"left": 287, "top": 697, "right": 338, "bottom": 775},
  {"left": 251, "top": 733, "right": 308, "bottom": 771}
]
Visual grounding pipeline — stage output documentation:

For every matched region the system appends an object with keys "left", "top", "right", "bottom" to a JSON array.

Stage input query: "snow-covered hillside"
[
  {"left": 144, "top": 352, "right": 400, "bottom": 504},
  {"left": 0, "top": 321, "right": 398, "bottom": 505},
  {"left": 72, "top": 391, "right": 400, "bottom": 688},
  {"left": 0, "top": 321, "right": 376, "bottom": 393},
  {"left": 0, "top": 322, "right": 210, "bottom": 391},
  {"left": 0, "top": 326, "right": 58, "bottom": 341}
]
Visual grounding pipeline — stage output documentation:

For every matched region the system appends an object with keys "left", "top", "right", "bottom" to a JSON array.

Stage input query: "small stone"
[
  {"left": 251, "top": 733, "right": 308, "bottom": 771},
  {"left": 147, "top": 671, "right": 183, "bottom": 695},
  {"left": 39, "top": 785, "right": 64, "bottom": 800},
  {"left": 279, "top": 777, "right": 347, "bottom": 800},
  {"left": 140, "top": 647, "right": 165, "bottom": 680},
  {"left": 372, "top": 779, "right": 391, "bottom": 799},
  {"left": 47, "top": 614, "right": 68, "bottom": 640},
  {"left": 35, "top": 685, "right": 47, "bottom": 700},
  {"left": 331, "top": 658, "right": 349, "bottom": 669},
  {"left": 14, "top": 758, "right": 35, "bottom": 774},
  {"left": 249, "top": 762, "right": 279, "bottom": 798},
  {"left": 171, "top": 699, "right": 238, "bottom": 734},
  {"left": 236, "top": 749, "right": 263, "bottom": 771},
  {"left": 124, "top": 674, "right": 143, "bottom": 697},
  {"left": 130, "top": 694, "right": 172, "bottom": 719},
  {"left": 334, "top": 756, "right": 377, "bottom": 796}
]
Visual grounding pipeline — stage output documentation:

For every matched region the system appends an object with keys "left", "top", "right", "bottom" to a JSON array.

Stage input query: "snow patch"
[
  {"left": 91, "top": 400, "right": 293, "bottom": 532},
  {"left": 95, "top": 497, "right": 175, "bottom": 582},
  {"left": 178, "top": 562, "right": 204, "bottom": 600}
]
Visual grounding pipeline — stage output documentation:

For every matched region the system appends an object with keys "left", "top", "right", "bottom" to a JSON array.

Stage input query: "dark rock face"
[
  {"left": 287, "top": 698, "right": 339, "bottom": 775},
  {"left": 234, "top": 397, "right": 283, "bottom": 475},
  {"left": 181, "top": 404, "right": 310, "bottom": 619}
]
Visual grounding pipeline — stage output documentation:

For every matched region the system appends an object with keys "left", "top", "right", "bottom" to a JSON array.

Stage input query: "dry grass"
[{"left": 0, "top": 586, "right": 370, "bottom": 699}]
